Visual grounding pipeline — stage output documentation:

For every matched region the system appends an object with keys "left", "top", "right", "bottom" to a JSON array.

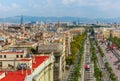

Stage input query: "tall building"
[
  {"left": 37, "top": 42, "right": 66, "bottom": 81},
  {"left": 57, "top": 21, "right": 60, "bottom": 33},
  {"left": 20, "top": 15, "right": 23, "bottom": 25}
]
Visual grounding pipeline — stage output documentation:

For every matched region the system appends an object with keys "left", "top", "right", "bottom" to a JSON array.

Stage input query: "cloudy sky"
[{"left": 0, "top": 0, "right": 120, "bottom": 18}]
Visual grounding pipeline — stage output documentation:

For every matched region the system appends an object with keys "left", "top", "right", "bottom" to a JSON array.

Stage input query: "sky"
[{"left": 0, "top": 0, "right": 120, "bottom": 18}]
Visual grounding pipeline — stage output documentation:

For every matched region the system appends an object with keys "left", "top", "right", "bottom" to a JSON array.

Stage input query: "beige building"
[
  {"left": 0, "top": 49, "right": 29, "bottom": 69},
  {"left": 94, "top": 28, "right": 103, "bottom": 41},
  {"left": 0, "top": 49, "right": 54, "bottom": 81},
  {"left": 101, "top": 28, "right": 114, "bottom": 38},
  {"left": 70, "top": 28, "right": 85, "bottom": 36},
  {"left": 64, "top": 31, "right": 71, "bottom": 56},
  {"left": 102, "top": 28, "right": 111, "bottom": 38},
  {"left": 37, "top": 42, "right": 66, "bottom": 81},
  {"left": 25, "top": 55, "right": 54, "bottom": 81},
  {"left": 100, "top": 28, "right": 120, "bottom": 39},
  {"left": 111, "top": 29, "right": 120, "bottom": 38}
]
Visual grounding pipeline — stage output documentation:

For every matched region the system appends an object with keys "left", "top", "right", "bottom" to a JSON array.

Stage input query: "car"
[{"left": 84, "top": 65, "right": 90, "bottom": 71}]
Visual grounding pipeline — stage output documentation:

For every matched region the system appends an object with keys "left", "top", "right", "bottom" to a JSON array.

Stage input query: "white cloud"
[
  {"left": 61, "top": 0, "right": 120, "bottom": 11},
  {"left": 0, "top": 3, "right": 16, "bottom": 12},
  {"left": 62, "top": 0, "right": 77, "bottom": 4},
  {"left": 0, "top": 3, "right": 28, "bottom": 17},
  {"left": 11, "top": 3, "right": 19, "bottom": 8},
  {"left": 0, "top": 4, "right": 10, "bottom": 12},
  {"left": 0, "top": 0, "right": 120, "bottom": 18}
]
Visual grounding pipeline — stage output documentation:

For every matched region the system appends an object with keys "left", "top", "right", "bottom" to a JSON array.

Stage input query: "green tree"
[{"left": 30, "top": 47, "right": 36, "bottom": 54}]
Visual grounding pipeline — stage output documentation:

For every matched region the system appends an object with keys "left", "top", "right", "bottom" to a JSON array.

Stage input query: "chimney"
[{"left": 33, "top": 56, "right": 36, "bottom": 64}]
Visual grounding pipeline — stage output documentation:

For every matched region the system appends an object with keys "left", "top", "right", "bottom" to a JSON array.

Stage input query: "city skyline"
[{"left": 0, "top": 0, "right": 120, "bottom": 18}]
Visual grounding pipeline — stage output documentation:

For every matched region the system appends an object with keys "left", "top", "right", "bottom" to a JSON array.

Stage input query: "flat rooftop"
[{"left": 0, "top": 50, "right": 24, "bottom": 54}]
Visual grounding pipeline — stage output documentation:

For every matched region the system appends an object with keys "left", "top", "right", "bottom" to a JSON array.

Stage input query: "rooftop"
[
  {"left": 0, "top": 56, "right": 49, "bottom": 81},
  {"left": 0, "top": 50, "right": 24, "bottom": 54},
  {"left": 0, "top": 36, "right": 6, "bottom": 40},
  {"left": 38, "top": 43, "right": 63, "bottom": 53}
]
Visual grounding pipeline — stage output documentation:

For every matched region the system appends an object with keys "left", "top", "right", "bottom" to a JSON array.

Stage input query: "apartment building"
[
  {"left": 37, "top": 42, "right": 66, "bottom": 81},
  {"left": 0, "top": 49, "right": 54, "bottom": 81},
  {"left": 101, "top": 28, "right": 114, "bottom": 38},
  {"left": 101, "top": 28, "right": 120, "bottom": 38},
  {"left": 112, "top": 29, "right": 120, "bottom": 38}
]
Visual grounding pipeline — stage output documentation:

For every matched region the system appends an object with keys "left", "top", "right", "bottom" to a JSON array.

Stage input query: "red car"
[{"left": 84, "top": 65, "right": 90, "bottom": 71}]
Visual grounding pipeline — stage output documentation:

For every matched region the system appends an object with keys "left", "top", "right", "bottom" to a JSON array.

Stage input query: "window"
[
  {"left": 0, "top": 55, "right": 2, "bottom": 58},
  {"left": 16, "top": 55, "right": 19, "bottom": 58},
  {"left": 20, "top": 55, "right": 23, "bottom": 58},
  {"left": 0, "top": 62, "right": 2, "bottom": 67},
  {"left": 4, "top": 55, "right": 6, "bottom": 58}
]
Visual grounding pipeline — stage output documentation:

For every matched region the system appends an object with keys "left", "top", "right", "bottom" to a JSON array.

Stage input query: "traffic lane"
[{"left": 84, "top": 41, "right": 92, "bottom": 81}]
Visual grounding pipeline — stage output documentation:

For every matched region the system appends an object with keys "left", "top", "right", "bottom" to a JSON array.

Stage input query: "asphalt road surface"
[{"left": 84, "top": 39, "right": 94, "bottom": 81}]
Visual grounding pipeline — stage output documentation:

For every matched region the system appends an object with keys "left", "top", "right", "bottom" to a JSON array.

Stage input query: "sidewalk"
[
  {"left": 100, "top": 44, "right": 120, "bottom": 81},
  {"left": 62, "top": 65, "right": 73, "bottom": 81},
  {"left": 79, "top": 40, "right": 86, "bottom": 81}
]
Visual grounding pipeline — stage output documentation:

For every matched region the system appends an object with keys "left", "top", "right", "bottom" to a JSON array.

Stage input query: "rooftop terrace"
[{"left": 0, "top": 56, "right": 49, "bottom": 81}]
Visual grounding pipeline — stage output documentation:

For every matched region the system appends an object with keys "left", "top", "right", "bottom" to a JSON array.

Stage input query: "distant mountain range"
[{"left": 0, "top": 16, "right": 120, "bottom": 24}]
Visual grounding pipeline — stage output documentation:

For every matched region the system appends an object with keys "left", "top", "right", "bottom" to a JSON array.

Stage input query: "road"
[
  {"left": 84, "top": 38, "right": 94, "bottom": 81},
  {"left": 99, "top": 43, "right": 120, "bottom": 81},
  {"left": 94, "top": 44, "right": 109, "bottom": 81}
]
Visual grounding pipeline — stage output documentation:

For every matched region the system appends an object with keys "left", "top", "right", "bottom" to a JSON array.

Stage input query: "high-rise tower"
[
  {"left": 20, "top": 15, "right": 23, "bottom": 25},
  {"left": 20, "top": 15, "right": 25, "bottom": 32}
]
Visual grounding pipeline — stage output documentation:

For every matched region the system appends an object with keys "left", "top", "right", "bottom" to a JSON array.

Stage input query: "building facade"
[{"left": 0, "top": 49, "right": 55, "bottom": 81}]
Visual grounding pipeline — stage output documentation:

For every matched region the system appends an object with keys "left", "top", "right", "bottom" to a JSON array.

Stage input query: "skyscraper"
[{"left": 20, "top": 15, "right": 23, "bottom": 25}]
